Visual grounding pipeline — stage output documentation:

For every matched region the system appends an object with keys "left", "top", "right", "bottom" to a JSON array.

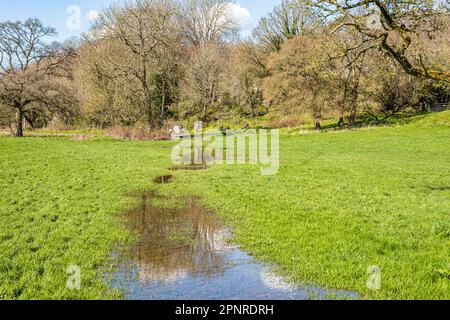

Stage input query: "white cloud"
[
  {"left": 86, "top": 10, "right": 100, "bottom": 21},
  {"left": 226, "top": 3, "right": 253, "bottom": 30}
]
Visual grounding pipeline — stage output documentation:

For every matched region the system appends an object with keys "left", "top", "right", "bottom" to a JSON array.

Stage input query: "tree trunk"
[
  {"left": 140, "top": 61, "right": 155, "bottom": 130},
  {"left": 349, "top": 69, "right": 361, "bottom": 127},
  {"left": 315, "top": 120, "right": 322, "bottom": 131},
  {"left": 159, "top": 80, "right": 166, "bottom": 128},
  {"left": 349, "top": 112, "right": 356, "bottom": 126},
  {"left": 15, "top": 109, "right": 24, "bottom": 137},
  {"left": 143, "top": 85, "right": 154, "bottom": 130},
  {"left": 202, "top": 104, "right": 208, "bottom": 123},
  {"left": 147, "top": 105, "right": 154, "bottom": 130},
  {"left": 312, "top": 92, "right": 321, "bottom": 131}
]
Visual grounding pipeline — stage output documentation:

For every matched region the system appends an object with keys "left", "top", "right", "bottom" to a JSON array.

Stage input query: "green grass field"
[{"left": 0, "top": 112, "right": 449, "bottom": 300}]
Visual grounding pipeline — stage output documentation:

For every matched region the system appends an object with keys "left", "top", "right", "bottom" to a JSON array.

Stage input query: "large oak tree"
[
  {"left": 0, "top": 18, "right": 78, "bottom": 137},
  {"left": 303, "top": 0, "right": 450, "bottom": 82}
]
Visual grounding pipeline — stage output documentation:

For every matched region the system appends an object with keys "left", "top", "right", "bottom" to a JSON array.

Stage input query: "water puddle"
[
  {"left": 170, "top": 164, "right": 208, "bottom": 171},
  {"left": 111, "top": 190, "right": 358, "bottom": 300},
  {"left": 153, "top": 175, "right": 173, "bottom": 184}
]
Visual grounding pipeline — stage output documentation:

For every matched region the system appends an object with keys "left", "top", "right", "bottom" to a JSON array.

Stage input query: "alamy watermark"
[
  {"left": 171, "top": 122, "right": 280, "bottom": 175},
  {"left": 66, "top": 5, "right": 100, "bottom": 30},
  {"left": 366, "top": 265, "right": 381, "bottom": 291},
  {"left": 66, "top": 265, "right": 81, "bottom": 290}
]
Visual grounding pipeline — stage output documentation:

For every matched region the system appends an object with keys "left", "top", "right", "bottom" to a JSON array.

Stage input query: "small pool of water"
[{"left": 111, "top": 191, "right": 358, "bottom": 300}]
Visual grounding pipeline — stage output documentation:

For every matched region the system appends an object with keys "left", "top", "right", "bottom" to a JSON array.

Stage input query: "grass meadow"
[{"left": 0, "top": 112, "right": 449, "bottom": 299}]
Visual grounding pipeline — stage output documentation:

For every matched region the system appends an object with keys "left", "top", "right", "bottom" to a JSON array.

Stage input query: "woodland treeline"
[{"left": 1, "top": 0, "right": 449, "bottom": 136}]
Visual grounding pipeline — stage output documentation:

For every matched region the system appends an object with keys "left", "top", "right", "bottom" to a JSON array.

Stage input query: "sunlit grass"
[{"left": 0, "top": 112, "right": 449, "bottom": 299}]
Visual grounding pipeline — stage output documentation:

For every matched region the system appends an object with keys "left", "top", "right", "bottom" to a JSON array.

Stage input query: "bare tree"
[
  {"left": 153, "top": 32, "right": 183, "bottom": 127},
  {"left": 264, "top": 35, "right": 339, "bottom": 130},
  {"left": 239, "top": 40, "right": 270, "bottom": 77},
  {"left": 304, "top": 0, "right": 450, "bottom": 82},
  {"left": 92, "top": 0, "right": 179, "bottom": 129},
  {"left": 0, "top": 18, "right": 78, "bottom": 137},
  {"left": 182, "top": 44, "right": 224, "bottom": 121},
  {"left": 253, "top": 0, "right": 321, "bottom": 52},
  {"left": 178, "top": 0, "right": 240, "bottom": 47},
  {"left": 77, "top": 37, "right": 146, "bottom": 127}
]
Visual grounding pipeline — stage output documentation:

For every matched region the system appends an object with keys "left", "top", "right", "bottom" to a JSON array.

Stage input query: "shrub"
[{"left": 106, "top": 126, "right": 171, "bottom": 141}]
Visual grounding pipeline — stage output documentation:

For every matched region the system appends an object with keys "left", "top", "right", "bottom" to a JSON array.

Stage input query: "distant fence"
[{"left": 429, "top": 103, "right": 449, "bottom": 113}]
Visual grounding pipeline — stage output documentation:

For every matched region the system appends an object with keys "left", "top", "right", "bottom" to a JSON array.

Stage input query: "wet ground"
[
  {"left": 111, "top": 190, "right": 358, "bottom": 300},
  {"left": 153, "top": 175, "right": 173, "bottom": 184},
  {"left": 170, "top": 164, "right": 208, "bottom": 171}
]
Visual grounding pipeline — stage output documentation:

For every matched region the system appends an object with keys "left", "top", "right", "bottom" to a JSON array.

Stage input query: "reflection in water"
[
  {"left": 259, "top": 270, "right": 295, "bottom": 291},
  {"left": 112, "top": 191, "right": 358, "bottom": 300},
  {"left": 153, "top": 175, "right": 173, "bottom": 184},
  {"left": 123, "top": 194, "right": 229, "bottom": 283}
]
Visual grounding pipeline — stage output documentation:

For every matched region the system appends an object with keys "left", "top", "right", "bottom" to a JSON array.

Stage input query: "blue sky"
[{"left": 0, "top": 0, "right": 279, "bottom": 41}]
